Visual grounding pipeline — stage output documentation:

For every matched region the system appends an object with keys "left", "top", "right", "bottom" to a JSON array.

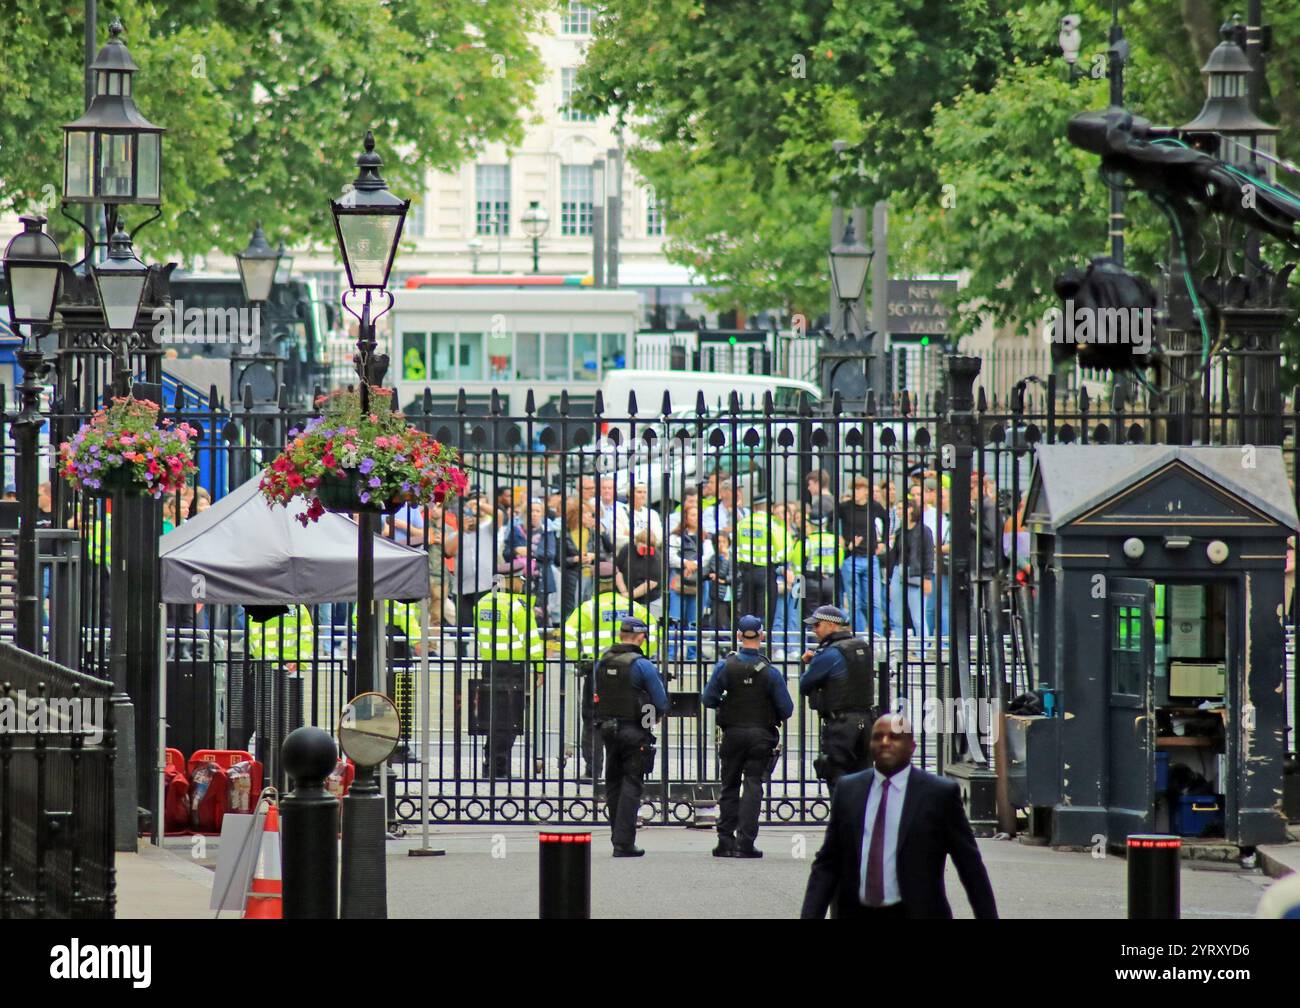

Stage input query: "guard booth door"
[{"left": 1107, "top": 576, "right": 1156, "bottom": 841}]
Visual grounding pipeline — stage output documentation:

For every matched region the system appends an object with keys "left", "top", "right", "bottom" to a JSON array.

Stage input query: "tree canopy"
[{"left": 0, "top": 0, "right": 550, "bottom": 263}]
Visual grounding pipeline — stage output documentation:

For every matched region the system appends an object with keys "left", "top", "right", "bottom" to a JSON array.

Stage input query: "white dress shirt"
[{"left": 859, "top": 764, "right": 912, "bottom": 907}]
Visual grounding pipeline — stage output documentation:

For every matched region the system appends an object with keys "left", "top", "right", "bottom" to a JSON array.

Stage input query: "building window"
[
  {"left": 561, "top": 68, "right": 595, "bottom": 122},
  {"left": 306, "top": 271, "right": 343, "bottom": 310},
  {"left": 475, "top": 164, "right": 510, "bottom": 236},
  {"left": 408, "top": 199, "right": 426, "bottom": 238},
  {"left": 561, "top": 165, "right": 593, "bottom": 236},
  {"left": 561, "top": 1, "right": 592, "bottom": 34},
  {"left": 646, "top": 194, "right": 664, "bottom": 236}
]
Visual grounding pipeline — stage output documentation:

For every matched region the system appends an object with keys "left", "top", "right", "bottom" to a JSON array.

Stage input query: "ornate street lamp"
[
  {"left": 62, "top": 19, "right": 164, "bottom": 211},
  {"left": 236, "top": 222, "right": 281, "bottom": 304},
  {"left": 329, "top": 131, "right": 407, "bottom": 920},
  {"left": 4, "top": 214, "right": 64, "bottom": 326},
  {"left": 828, "top": 218, "right": 872, "bottom": 337},
  {"left": 521, "top": 200, "right": 550, "bottom": 273},
  {"left": 1180, "top": 17, "right": 1279, "bottom": 185},
  {"left": 3, "top": 215, "right": 62, "bottom": 652},
  {"left": 93, "top": 228, "right": 150, "bottom": 335}
]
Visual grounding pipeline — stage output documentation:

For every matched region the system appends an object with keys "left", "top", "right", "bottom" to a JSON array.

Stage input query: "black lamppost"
[
  {"left": 59, "top": 17, "right": 168, "bottom": 852},
  {"left": 521, "top": 200, "right": 550, "bottom": 273},
  {"left": 1179, "top": 14, "right": 1284, "bottom": 445},
  {"left": 329, "top": 130, "right": 408, "bottom": 920},
  {"left": 3, "top": 216, "right": 63, "bottom": 653}
]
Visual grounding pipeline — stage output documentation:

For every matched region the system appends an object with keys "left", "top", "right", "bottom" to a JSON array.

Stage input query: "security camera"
[{"left": 1059, "top": 15, "right": 1083, "bottom": 65}]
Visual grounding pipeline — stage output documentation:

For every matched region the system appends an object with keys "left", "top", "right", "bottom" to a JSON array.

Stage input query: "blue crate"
[
  {"left": 1172, "top": 793, "right": 1222, "bottom": 837},
  {"left": 1156, "top": 752, "right": 1169, "bottom": 791}
]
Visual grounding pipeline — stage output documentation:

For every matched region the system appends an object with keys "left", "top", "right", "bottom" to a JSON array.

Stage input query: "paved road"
[{"left": 386, "top": 825, "right": 1272, "bottom": 919}]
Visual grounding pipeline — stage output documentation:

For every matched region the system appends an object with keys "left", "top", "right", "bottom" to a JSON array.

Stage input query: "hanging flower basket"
[
  {"left": 59, "top": 397, "right": 198, "bottom": 499},
  {"left": 259, "top": 386, "right": 468, "bottom": 526},
  {"left": 314, "top": 470, "right": 404, "bottom": 515}
]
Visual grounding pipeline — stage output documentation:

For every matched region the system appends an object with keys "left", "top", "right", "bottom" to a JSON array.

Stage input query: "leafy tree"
[{"left": 0, "top": 0, "right": 549, "bottom": 263}]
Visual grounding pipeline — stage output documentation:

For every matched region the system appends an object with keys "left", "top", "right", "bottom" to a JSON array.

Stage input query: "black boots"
[{"left": 612, "top": 845, "right": 645, "bottom": 857}]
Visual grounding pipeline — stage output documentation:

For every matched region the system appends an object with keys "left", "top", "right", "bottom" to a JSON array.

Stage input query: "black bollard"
[
  {"left": 281, "top": 727, "right": 341, "bottom": 919},
  {"left": 1127, "top": 834, "right": 1181, "bottom": 920},
  {"left": 539, "top": 831, "right": 591, "bottom": 919}
]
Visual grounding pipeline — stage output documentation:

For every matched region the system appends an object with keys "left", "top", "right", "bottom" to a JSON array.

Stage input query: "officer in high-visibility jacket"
[
  {"left": 246, "top": 604, "right": 316, "bottom": 671},
  {"left": 798, "top": 604, "right": 876, "bottom": 792},
  {"left": 732, "top": 501, "right": 789, "bottom": 626},
  {"left": 595, "top": 617, "right": 668, "bottom": 857},
  {"left": 352, "top": 599, "right": 424, "bottom": 659},
  {"left": 787, "top": 507, "right": 844, "bottom": 613},
  {"left": 562, "top": 589, "right": 659, "bottom": 781},
  {"left": 473, "top": 574, "right": 544, "bottom": 779},
  {"left": 701, "top": 615, "right": 793, "bottom": 858}
]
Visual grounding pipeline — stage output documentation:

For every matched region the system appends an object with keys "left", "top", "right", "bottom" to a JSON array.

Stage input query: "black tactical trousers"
[
  {"left": 736, "top": 564, "right": 778, "bottom": 626},
  {"left": 482, "top": 663, "right": 525, "bottom": 778},
  {"left": 818, "top": 708, "right": 877, "bottom": 792},
  {"left": 718, "top": 723, "right": 778, "bottom": 848},
  {"left": 601, "top": 720, "right": 654, "bottom": 848},
  {"left": 579, "top": 670, "right": 603, "bottom": 778}
]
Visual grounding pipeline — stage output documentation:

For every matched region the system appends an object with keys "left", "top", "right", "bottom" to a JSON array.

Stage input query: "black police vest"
[
  {"left": 594, "top": 644, "right": 645, "bottom": 719},
  {"left": 718, "top": 654, "right": 777, "bottom": 728},
  {"left": 817, "top": 633, "right": 874, "bottom": 713}
]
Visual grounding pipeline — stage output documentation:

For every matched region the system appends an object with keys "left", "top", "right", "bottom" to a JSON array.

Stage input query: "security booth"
[{"left": 1018, "top": 445, "right": 1296, "bottom": 849}]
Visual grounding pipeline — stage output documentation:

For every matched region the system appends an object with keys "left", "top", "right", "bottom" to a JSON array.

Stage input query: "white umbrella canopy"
[{"left": 159, "top": 476, "right": 430, "bottom": 604}]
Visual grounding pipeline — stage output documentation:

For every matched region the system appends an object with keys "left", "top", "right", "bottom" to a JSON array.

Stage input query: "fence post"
[{"left": 280, "top": 727, "right": 340, "bottom": 919}]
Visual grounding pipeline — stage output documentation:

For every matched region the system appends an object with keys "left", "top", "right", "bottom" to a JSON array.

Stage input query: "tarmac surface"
[{"left": 121, "top": 824, "right": 1279, "bottom": 919}]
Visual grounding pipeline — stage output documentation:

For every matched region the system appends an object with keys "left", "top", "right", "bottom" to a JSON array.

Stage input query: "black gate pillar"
[{"left": 939, "top": 355, "right": 998, "bottom": 831}]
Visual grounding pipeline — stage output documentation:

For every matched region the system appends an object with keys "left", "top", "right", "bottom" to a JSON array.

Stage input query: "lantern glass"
[
  {"left": 238, "top": 257, "right": 278, "bottom": 303},
  {"left": 8, "top": 266, "right": 60, "bottom": 325},
  {"left": 65, "top": 131, "right": 94, "bottom": 199},
  {"left": 137, "top": 133, "right": 160, "bottom": 201},
  {"left": 829, "top": 245, "right": 871, "bottom": 303},
  {"left": 99, "top": 133, "right": 135, "bottom": 201},
  {"left": 95, "top": 271, "right": 147, "bottom": 332},
  {"left": 337, "top": 212, "right": 403, "bottom": 289}
]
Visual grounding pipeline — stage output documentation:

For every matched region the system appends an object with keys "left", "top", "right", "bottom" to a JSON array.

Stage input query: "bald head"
[{"left": 870, "top": 713, "right": 916, "bottom": 774}]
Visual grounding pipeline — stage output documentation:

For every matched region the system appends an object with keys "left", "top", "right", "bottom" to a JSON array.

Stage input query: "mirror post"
[{"left": 339, "top": 692, "right": 397, "bottom": 919}]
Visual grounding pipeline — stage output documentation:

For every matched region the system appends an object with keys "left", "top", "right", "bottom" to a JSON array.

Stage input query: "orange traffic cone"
[{"left": 243, "top": 803, "right": 282, "bottom": 919}]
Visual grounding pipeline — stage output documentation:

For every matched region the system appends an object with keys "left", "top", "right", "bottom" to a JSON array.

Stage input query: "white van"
[{"left": 599, "top": 369, "right": 821, "bottom": 418}]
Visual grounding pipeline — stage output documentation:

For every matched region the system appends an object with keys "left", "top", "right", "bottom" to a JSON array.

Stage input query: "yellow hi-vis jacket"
[{"left": 561, "top": 590, "right": 659, "bottom": 661}]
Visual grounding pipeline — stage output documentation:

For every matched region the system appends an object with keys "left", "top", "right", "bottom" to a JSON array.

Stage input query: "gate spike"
[
  {"left": 661, "top": 389, "right": 672, "bottom": 418},
  {"left": 728, "top": 390, "right": 740, "bottom": 414},
  {"left": 695, "top": 390, "right": 707, "bottom": 417},
  {"left": 423, "top": 387, "right": 433, "bottom": 415},
  {"left": 209, "top": 384, "right": 220, "bottom": 411},
  {"left": 525, "top": 389, "right": 536, "bottom": 415},
  {"left": 627, "top": 390, "right": 638, "bottom": 416},
  {"left": 559, "top": 389, "right": 570, "bottom": 416},
  {"left": 976, "top": 386, "right": 987, "bottom": 412},
  {"left": 490, "top": 389, "right": 501, "bottom": 416},
  {"left": 456, "top": 388, "right": 467, "bottom": 415},
  {"left": 831, "top": 390, "right": 843, "bottom": 415},
  {"left": 762, "top": 389, "right": 774, "bottom": 415},
  {"left": 865, "top": 389, "right": 877, "bottom": 415},
  {"left": 595, "top": 390, "right": 605, "bottom": 415},
  {"left": 242, "top": 383, "right": 254, "bottom": 410}
]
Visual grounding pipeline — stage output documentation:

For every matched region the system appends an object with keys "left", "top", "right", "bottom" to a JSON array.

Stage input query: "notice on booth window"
[{"left": 1169, "top": 586, "right": 1205, "bottom": 659}]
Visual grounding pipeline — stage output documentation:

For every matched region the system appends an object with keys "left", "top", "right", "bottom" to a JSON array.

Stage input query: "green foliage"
[{"left": 0, "top": 0, "right": 548, "bottom": 263}]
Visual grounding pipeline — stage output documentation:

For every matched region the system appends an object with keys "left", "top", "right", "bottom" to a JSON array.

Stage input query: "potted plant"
[
  {"left": 59, "top": 397, "right": 199, "bottom": 498},
  {"left": 259, "top": 386, "right": 468, "bottom": 525}
]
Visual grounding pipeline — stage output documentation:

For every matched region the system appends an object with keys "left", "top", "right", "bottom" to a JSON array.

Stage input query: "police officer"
[
  {"left": 732, "top": 501, "right": 788, "bottom": 626},
  {"left": 788, "top": 497, "right": 844, "bottom": 612},
  {"left": 798, "top": 604, "right": 876, "bottom": 792},
  {"left": 594, "top": 617, "right": 668, "bottom": 857},
  {"left": 701, "top": 615, "right": 793, "bottom": 858},
  {"left": 247, "top": 603, "right": 316, "bottom": 671},
  {"left": 474, "top": 573, "right": 544, "bottom": 779},
  {"left": 562, "top": 587, "right": 659, "bottom": 781}
]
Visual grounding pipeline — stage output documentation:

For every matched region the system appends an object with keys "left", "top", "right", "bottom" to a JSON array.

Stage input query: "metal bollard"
[
  {"left": 1127, "top": 834, "right": 1181, "bottom": 920},
  {"left": 280, "top": 727, "right": 340, "bottom": 919},
  {"left": 539, "top": 831, "right": 592, "bottom": 919}
]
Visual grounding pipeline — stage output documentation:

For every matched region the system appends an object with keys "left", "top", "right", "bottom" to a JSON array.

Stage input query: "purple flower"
[
  {"left": 359, "top": 457, "right": 375, "bottom": 475},
  {"left": 368, "top": 476, "right": 381, "bottom": 488},
  {"left": 89, "top": 444, "right": 100, "bottom": 455},
  {"left": 359, "top": 492, "right": 371, "bottom": 504}
]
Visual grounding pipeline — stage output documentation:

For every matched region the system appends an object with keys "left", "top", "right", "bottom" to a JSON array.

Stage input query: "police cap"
[
  {"left": 737, "top": 614, "right": 764, "bottom": 637},
  {"left": 620, "top": 616, "right": 649, "bottom": 634},
  {"left": 803, "top": 604, "right": 849, "bottom": 626}
]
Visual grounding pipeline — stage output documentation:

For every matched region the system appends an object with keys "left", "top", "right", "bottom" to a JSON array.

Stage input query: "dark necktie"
[{"left": 865, "top": 778, "right": 890, "bottom": 906}]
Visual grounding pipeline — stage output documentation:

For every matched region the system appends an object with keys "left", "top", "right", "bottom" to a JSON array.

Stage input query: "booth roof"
[
  {"left": 1027, "top": 445, "right": 1299, "bottom": 532},
  {"left": 158, "top": 476, "right": 431, "bottom": 604}
]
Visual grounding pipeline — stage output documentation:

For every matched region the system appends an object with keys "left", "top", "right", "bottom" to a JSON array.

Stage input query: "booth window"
[
  {"left": 430, "top": 333, "right": 456, "bottom": 381},
  {"left": 458, "top": 332, "right": 484, "bottom": 381},
  {"left": 601, "top": 332, "right": 627, "bottom": 372},
  {"left": 516, "top": 332, "right": 541, "bottom": 380},
  {"left": 402, "top": 332, "right": 428, "bottom": 382},
  {"left": 1112, "top": 603, "right": 1144, "bottom": 697},
  {"left": 573, "top": 332, "right": 598, "bottom": 380}
]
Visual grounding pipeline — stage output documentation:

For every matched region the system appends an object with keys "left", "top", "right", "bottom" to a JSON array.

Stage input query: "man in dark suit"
[{"left": 800, "top": 714, "right": 998, "bottom": 919}]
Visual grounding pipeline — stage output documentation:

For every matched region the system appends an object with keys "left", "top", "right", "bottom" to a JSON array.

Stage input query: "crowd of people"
[{"left": 379, "top": 465, "right": 1038, "bottom": 657}]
